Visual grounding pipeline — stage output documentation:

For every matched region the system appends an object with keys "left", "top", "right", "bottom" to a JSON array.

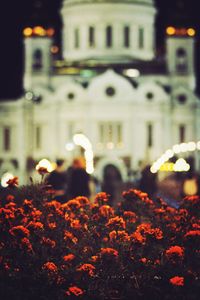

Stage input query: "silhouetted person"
[
  {"left": 67, "top": 158, "right": 91, "bottom": 199},
  {"left": 47, "top": 159, "right": 68, "bottom": 202},
  {"left": 139, "top": 164, "right": 157, "bottom": 198}
]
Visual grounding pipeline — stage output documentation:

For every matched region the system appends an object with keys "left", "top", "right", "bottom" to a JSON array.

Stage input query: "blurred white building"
[{"left": 0, "top": 0, "right": 200, "bottom": 183}]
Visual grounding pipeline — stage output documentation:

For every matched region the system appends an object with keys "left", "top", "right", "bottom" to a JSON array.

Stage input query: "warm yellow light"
[
  {"left": 36, "top": 159, "right": 55, "bottom": 172},
  {"left": 33, "top": 26, "right": 46, "bottom": 36},
  {"left": 187, "top": 28, "right": 195, "bottom": 37},
  {"left": 23, "top": 27, "right": 32, "bottom": 37},
  {"left": 47, "top": 28, "right": 55, "bottom": 37},
  {"left": 51, "top": 46, "right": 59, "bottom": 54},
  {"left": 166, "top": 26, "right": 176, "bottom": 35}
]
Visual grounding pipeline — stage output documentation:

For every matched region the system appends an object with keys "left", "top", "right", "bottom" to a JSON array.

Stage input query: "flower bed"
[{"left": 0, "top": 185, "right": 200, "bottom": 299}]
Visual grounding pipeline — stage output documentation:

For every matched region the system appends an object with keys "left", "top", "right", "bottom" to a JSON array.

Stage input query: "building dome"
[{"left": 61, "top": 0, "right": 156, "bottom": 63}]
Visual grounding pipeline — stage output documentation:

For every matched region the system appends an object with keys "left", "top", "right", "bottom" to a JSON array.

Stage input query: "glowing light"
[
  {"left": 33, "top": 26, "right": 46, "bottom": 36},
  {"left": 25, "top": 91, "right": 34, "bottom": 101},
  {"left": 107, "top": 142, "right": 114, "bottom": 150},
  {"left": 187, "top": 142, "right": 196, "bottom": 151},
  {"left": 123, "top": 69, "right": 140, "bottom": 77},
  {"left": 23, "top": 27, "right": 33, "bottom": 37},
  {"left": 166, "top": 26, "right": 176, "bottom": 35},
  {"left": 73, "top": 134, "right": 94, "bottom": 174},
  {"left": 165, "top": 149, "right": 174, "bottom": 159},
  {"left": 65, "top": 143, "right": 75, "bottom": 151},
  {"left": 187, "top": 28, "right": 195, "bottom": 36},
  {"left": 1, "top": 173, "right": 14, "bottom": 187},
  {"left": 180, "top": 143, "right": 188, "bottom": 152},
  {"left": 46, "top": 28, "right": 55, "bottom": 37},
  {"left": 174, "top": 158, "right": 190, "bottom": 172},
  {"left": 173, "top": 144, "right": 181, "bottom": 154},
  {"left": 51, "top": 46, "right": 59, "bottom": 54},
  {"left": 197, "top": 141, "right": 200, "bottom": 150},
  {"left": 36, "top": 159, "right": 55, "bottom": 172}
]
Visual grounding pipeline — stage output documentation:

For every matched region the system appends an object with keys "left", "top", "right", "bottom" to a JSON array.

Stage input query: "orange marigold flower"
[
  {"left": 6, "top": 194, "right": 15, "bottom": 202},
  {"left": 100, "top": 247, "right": 119, "bottom": 258},
  {"left": 70, "top": 219, "right": 82, "bottom": 230},
  {"left": 66, "top": 286, "right": 84, "bottom": 297},
  {"left": 192, "top": 223, "right": 200, "bottom": 229},
  {"left": 65, "top": 199, "right": 81, "bottom": 211},
  {"left": 151, "top": 228, "right": 163, "bottom": 240},
  {"left": 27, "top": 221, "right": 44, "bottom": 230},
  {"left": 106, "top": 216, "right": 126, "bottom": 230},
  {"left": 63, "top": 254, "right": 75, "bottom": 263},
  {"left": 9, "top": 225, "right": 30, "bottom": 238},
  {"left": 166, "top": 246, "right": 184, "bottom": 259},
  {"left": 41, "top": 237, "right": 56, "bottom": 248},
  {"left": 109, "top": 230, "right": 130, "bottom": 242},
  {"left": 184, "top": 230, "right": 200, "bottom": 238},
  {"left": 94, "top": 192, "right": 109, "bottom": 205},
  {"left": 42, "top": 262, "right": 58, "bottom": 273},
  {"left": 183, "top": 195, "right": 200, "bottom": 203},
  {"left": 99, "top": 205, "right": 114, "bottom": 218},
  {"left": 6, "top": 176, "right": 18, "bottom": 187},
  {"left": 123, "top": 211, "right": 137, "bottom": 223},
  {"left": 140, "top": 257, "right": 147, "bottom": 264},
  {"left": 45, "top": 201, "right": 61, "bottom": 210},
  {"left": 64, "top": 231, "right": 78, "bottom": 244},
  {"left": 77, "top": 263, "right": 95, "bottom": 276},
  {"left": 131, "top": 231, "right": 146, "bottom": 244},
  {"left": 21, "top": 237, "right": 33, "bottom": 253},
  {"left": 91, "top": 255, "right": 98, "bottom": 262},
  {"left": 169, "top": 276, "right": 184, "bottom": 286},
  {"left": 76, "top": 196, "right": 90, "bottom": 206}
]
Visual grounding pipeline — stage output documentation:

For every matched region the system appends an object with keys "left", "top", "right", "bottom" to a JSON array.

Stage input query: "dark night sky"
[{"left": 0, "top": 0, "right": 200, "bottom": 100}]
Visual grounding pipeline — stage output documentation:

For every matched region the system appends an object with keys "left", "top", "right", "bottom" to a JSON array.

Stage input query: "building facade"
[{"left": 0, "top": 0, "right": 200, "bottom": 184}]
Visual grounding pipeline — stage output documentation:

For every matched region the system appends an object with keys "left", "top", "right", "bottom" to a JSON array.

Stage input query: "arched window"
[
  {"left": 89, "top": 26, "right": 95, "bottom": 47},
  {"left": 176, "top": 47, "right": 188, "bottom": 73},
  {"left": 124, "top": 26, "right": 130, "bottom": 48},
  {"left": 74, "top": 28, "right": 80, "bottom": 48},
  {"left": 106, "top": 25, "right": 112, "bottom": 48},
  {"left": 139, "top": 27, "right": 144, "bottom": 49},
  {"left": 32, "top": 49, "right": 43, "bottom": 71}
]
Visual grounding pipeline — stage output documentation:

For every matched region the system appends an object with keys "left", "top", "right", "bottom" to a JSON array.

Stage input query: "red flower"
[
  {"left": 27, "top": 221, "right": 44, "bottom": 230},
  {"left": 106, "top": 216, "right": 126, "bottom": 230},
  {"left": 42, "top": 262, "right": 58, "bottom": 273},
  {"left": 77, "top": 263, "right": 95, "bottom": 276},
  {"left": 41, "top": 237, "right": 56, "bottom": 248},
  {"left": 21, "top": 237, "right": 33, "bottom": 253},
  {"left": 9, "top": 226, "right": 30, "bottom": 238},
  {"left": 94, "top": 192, "right": 109, "bottom": 205},
  {"left": 123, "top": 211, "right": 137, "bottom": 223},
  {"left": 99, "top": 205, "right": 114, "bottom": 218},
  {"left": 100, "top": 247, "right": 119, "bottom": 258},
  {"left": 169, "top": 276, "right": 184, "bottom": 286},
  {"left": 166, "top": 246, "right": 184, "bottom": 260},
  {"left": 66, "top": 286, "right": 84, "bottom": 297},
  {"left": 184, "top": 230, "right": 200, "bottom": 238},
  {"left": 6, "top": 194, "right": 15, "bottom": 202},
  {"left": 63, "top": 254, "right": 75, "bottom": 263},
  {"left": 6, "top": 176, "right": 18, "bottom": 187}
]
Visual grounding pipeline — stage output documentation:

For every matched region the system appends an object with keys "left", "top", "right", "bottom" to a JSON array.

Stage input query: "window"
[
  {"left": 179, "top": 125, "right": 185, "bottom": 143},
  {"left": 89, "top": 26, "right": 95, "bottom": 47},
  {"left": 105, "top": 86, "right": 116, "bottom": 97},
  {"left": 35, "top": 126, "right": 41, "bottom": 150},
  {"left": 3, "top": 127, "right": 11, "bottom": 151},
  {"left": 139, "top": 27, "right": 144, "bottom": 49},
  {"left": 106, "top": 26, "right": 112, "bottom": 48},
  {"left": 98, "top": 122, "right": 123, "bottom": 148},
  {"left": 32, "top": 49, "right": 43, "bottom": 71},
  {"left": 177, "top": 94, "right": 187, "bottom": 104},
  {"left": 147, "top": 123, "right": 153, "bottom": 148},
  {"left": 124, "top": 26, "right": 130, "bottom": 48},
  {"left": 176, "top": 47, "right": 188, "bottom": 73},
  {"left": 74, "top": 28, "right": 79, "bottom": 48},
  {"left": 146, "top": 92, "right": 154, "bottom": 100},
  {"left": 67, "top": 92, "right": 75, "bottom": 100}
]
